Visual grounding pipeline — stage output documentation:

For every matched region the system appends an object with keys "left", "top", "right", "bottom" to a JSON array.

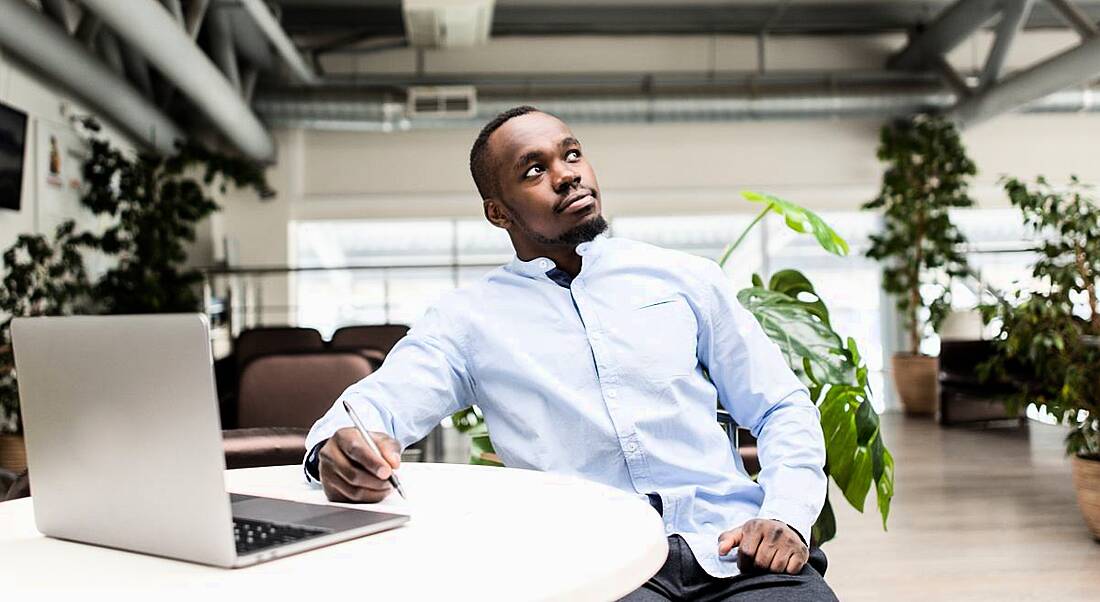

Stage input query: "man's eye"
[
  {"left": 565, "top": 150, "right": 581, "bottom": 161},
  {"left": 525, "top": 165, "right": 544, "bottom": 178}
]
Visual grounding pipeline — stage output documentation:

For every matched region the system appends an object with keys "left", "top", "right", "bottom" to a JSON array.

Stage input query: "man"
[{"left": 304, "top": 106, "right": 837, "bottom": 601}]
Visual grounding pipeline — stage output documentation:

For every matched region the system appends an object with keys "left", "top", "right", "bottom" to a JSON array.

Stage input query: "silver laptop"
[{"left": 11, "top": 314, "right": 408, "bottom": 568}]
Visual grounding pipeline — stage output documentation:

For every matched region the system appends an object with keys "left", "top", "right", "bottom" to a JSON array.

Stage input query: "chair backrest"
[
  {"left": 235, "top": 327, "right": 325, "bottom": 371},
  {"left": 330, "top": 324, "right": 410, "bottom": 356},
  {"left": 237, "top": 352, "right": 374, "bottom": 428}
]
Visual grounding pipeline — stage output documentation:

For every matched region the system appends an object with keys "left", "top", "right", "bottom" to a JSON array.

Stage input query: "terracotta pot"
[
  {"left": 1073, "top": 455, "right": 1100, "bottom": 541},
  {"left": 891, "top": 353, "right": 939, "bottom": 416},
  {"left": 0, "top": 433, "right": 27, "bottom": 472}
]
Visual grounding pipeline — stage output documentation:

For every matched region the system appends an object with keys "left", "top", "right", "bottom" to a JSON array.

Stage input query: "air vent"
[
  {"left": 406, "top": 86, "right": 477, "bottom": 118},
  {"left": 402, "top": 0, "right": 495, "bottom": 48}
]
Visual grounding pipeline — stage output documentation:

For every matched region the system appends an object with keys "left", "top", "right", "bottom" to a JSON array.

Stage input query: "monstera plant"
[
  {"left": 454, "top": 191, "right": 894, "bottom": 545},
  {"left": 722, "top": 191, "right": 893, "bottom": 545}
]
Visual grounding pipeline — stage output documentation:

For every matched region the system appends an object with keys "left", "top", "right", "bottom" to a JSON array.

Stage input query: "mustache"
[{"left": 554, "top": 187, "right": 597, "bottom": 213}]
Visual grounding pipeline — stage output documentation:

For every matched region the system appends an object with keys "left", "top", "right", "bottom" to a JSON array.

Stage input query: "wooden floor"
[{"left": 825, "top": 413, "right": 1100, "bottom": 601}]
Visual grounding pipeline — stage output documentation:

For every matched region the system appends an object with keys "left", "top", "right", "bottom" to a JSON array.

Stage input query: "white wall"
[
  {"left": 224, "top": 111, "right": 1100, "bottom": 229},
  {"left": 0, "top": 46, "right": 133, "bottom": 253}
]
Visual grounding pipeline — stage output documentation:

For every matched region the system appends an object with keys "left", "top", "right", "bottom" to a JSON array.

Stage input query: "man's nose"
[{"left": 552, "top": 164, "right": 581, "bottom": 192}]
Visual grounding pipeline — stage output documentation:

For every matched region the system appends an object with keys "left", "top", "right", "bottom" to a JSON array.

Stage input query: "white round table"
[{"left": 0, "top": 463, "right": 668, "bottom": 600}]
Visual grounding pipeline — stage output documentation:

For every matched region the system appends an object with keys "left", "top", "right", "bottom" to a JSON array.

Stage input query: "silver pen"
[{"left": 342, "top": 400, "right": 407, "bottom": 499}]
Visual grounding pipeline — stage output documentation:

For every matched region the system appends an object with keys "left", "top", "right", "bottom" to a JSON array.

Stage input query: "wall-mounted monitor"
[{"left": 0, "top": 101, "right": 29, "bottom": 211}]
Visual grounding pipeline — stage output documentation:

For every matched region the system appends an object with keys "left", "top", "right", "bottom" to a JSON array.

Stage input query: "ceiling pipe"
[
  {"left": 0, "top": 0, "right": 183, "bottom": 154},
  {"left": 80, "top": 0, "right": 275, "bottom": 161},
  {"left": 253, "top": 87, "right": 1100, "bottom": 130},
  {"left": 238, "top": 0, "right": 320, "bottom": 85}
]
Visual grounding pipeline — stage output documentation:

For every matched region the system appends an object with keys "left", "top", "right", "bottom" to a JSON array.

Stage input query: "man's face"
[{"left": 484, "top": 112, "right": 606, "bottom": 247}]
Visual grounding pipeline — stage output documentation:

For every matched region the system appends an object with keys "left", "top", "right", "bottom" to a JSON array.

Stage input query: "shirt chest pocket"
[{"left": 607, "top": 296, "right": 699, "bottom": 385}]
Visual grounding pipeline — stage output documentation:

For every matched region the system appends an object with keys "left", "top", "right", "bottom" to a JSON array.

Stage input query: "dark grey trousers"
[{"left": 618, "top": 535, "right": 839, "bottom": 602}]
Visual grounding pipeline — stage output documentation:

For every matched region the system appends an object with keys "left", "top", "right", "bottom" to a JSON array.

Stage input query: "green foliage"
[
  {"left": 76, "top": 125, "right": 272, "bottom": 314},
  {"left": 863, "top": 115, "right": 976, "bottom": 355},
  {"left": 980, "top": 177, "right": 1100, "bottom": 458},
  {"left": 726, "top": 191, "right": 893, "bottom": 545},
  {"left": 0, "top": 221, "right": 93, "bottom": 433},
  {"left": 718, "top": 191, "right": 847, "bottom": 266}
]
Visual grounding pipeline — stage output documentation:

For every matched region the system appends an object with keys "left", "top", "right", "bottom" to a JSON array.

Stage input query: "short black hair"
[{"left": 469, "top": 105, "right": 542, "bottom": 200}]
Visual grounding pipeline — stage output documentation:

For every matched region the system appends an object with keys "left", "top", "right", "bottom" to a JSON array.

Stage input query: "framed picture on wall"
[{"left": 0, "top": 101, "right": 29, "bottom": 211}]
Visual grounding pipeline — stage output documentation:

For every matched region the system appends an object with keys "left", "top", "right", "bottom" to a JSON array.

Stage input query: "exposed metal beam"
[
  {"left": 185, "top": 0, "right": 210, "bottom": 40},
  {"left": 74, "top": 12, "right": 102, "bottom": 47},
  {"left": 889, "top": 0, "right": 1002, "bottom": 70},
  {"left": 209, "top": 6, "right": 241, "bottom": 93},
  {"left": 238, "top": 0, "right": 319, "bottom": 85},
  {"left": 935, "top": 55, "right": 974, "bottom": 97},
  {"left": 0, "top": 0, "right": 183, "bottom": 154},
  {"left": 1047, "top": 0, "right": 1099, "bottom": 37},
  {"left": 241, "top": 66, "right": 259, "bottom": 104},
  {"left": 80, "top": 0, "right": 274, "bottom": 161},
  {"left": 40, "top": 0, "right": 71, "bottom": 32},
  {"left": 226, "top": 8, "right": 276, "bottom": 71},
  {"left": 980, "top": 0, "right": 1034, "bottom": 88},
  {"left": 95, "top": 30, "right": 125, "bottom": 76},
  {"left": 160, "top": 0, "right": 184, "bottom": 24},
  {"left": 120, "top": 39, "right": 154, "bottom": 98},
  {"left": 952, "top": 32, "right": 1100, "bottom": 124}
]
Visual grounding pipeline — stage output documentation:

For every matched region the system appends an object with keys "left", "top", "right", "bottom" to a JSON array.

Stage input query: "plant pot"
[
  {"left": 1073, "top": 454, "right": 1100, "bottom": 541},
  {"left": 0, "top": 433, "right": 27, "bottom": 472},
  {"left": 891, "top": 353, "right": 939, "bottom": 416}
]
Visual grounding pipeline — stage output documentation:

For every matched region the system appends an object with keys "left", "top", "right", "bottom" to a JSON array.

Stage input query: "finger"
[
  {"left": 717, "top": 528, "right": 743, "bottom": 555},
  {"left": 335, "top": 428, "right": 393, "bottom": 479},
  {"left": 785, "top": 552, "right": 807, "bottom": 575},
  {"left": 322, "top": 464, "right": 389, "bottom": 503},
  {"left": 374, "top": 433, "right": 402, "bottom": 469},
  {"left": 770, "top": 548, "right": 791, "bottom": 573},
  {"left": 754, "top": 543, "right": 778, "bottom": 571},
  {"left": 738, "top": 525, "right": 764, "bottom": 559},
  {"left": 321, "top": 439, "right": 393, "bottom": 491}
]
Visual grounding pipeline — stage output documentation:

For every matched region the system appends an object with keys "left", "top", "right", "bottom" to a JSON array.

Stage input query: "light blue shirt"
[{"left": 305, "top": 234, "right": 826, "bottom": 578}]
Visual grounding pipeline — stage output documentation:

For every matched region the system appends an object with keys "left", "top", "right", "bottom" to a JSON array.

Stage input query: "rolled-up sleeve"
[
  {"left": 303, "top": 303, "right": 475, "bottom": 483},
  {"left": 694, "top": 261, "right": 826, "bottom": 543}
]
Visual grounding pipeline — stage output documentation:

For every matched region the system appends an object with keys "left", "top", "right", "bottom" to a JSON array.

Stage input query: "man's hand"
[
  {"left": 318, "top": 427, "right": 401, "bottom": 503},
  {"left": 717, "top": 518, "right": 808, "bottom": 575}
]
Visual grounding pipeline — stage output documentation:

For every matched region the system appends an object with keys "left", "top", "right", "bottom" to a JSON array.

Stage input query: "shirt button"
[
  {"left": 538, "top": 259, "right": 551, "bottom": 269},
  {"left": 625, "top": 442, "right": 638, "bottom": 453},
  {"left": 607, "top": 390, "right": 617, "bottom": 398},
  {"left": 665, "top": 523, "right": 675, "bottom": 533}
]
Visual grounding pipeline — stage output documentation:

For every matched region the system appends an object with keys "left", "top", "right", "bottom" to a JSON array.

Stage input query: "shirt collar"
[{"left": 505, "top": 234, "right": 610, "bottom": 279}]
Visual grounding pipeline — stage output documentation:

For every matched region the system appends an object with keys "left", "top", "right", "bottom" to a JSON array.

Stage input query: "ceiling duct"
[
  {"left": 407, "top": 86, "right": 478, "bottom": 118},
  {"left": 402, "top": 0, "right": 495, "bottom": 48},
  {"left": 254, "top": 87, "right": 1100, "bottom": 131}
]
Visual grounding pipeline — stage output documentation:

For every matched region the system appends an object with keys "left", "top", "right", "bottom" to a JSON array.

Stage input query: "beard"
[{"left": 513, "top": 211, "right": 609, "bottom": 247}]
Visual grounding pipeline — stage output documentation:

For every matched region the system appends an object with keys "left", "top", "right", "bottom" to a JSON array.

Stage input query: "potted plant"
[
  {"left": 981, "top": 176, "right": 1100, "bottom": 539},
  {"left": 76, "top": 125, "right": 272, "bottom": 314},
  {"left": 0, "top": 222, "right": 91, "bottom": 470},
  {"left": 454, "top": 192, "right": 895, "bottom": 545},
  {"left": 863, "top": 115, "right": 976, "bottom": 415}
]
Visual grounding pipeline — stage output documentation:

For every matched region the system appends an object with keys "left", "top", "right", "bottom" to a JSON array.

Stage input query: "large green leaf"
[
  {"left": 738, "top": 286, "right": 853, "bottom": 386},
  {"left": 767, "top": 269, "right": 832, "bottom": 328},
  {"left": 812, "top": 493, "right": 836, "bottom": 546},
  {"left": 742, "top": 191, "right": 850, "bottom": 256}
]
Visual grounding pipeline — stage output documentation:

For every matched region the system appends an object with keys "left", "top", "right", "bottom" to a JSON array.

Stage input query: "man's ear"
[{"left": 483, "top": 199, "right": 511, "bottom": 230}]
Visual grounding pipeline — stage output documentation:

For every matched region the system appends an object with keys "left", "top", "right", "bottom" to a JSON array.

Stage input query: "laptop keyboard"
[{"left": 233, "top": 517, "right": 332, "bottom": 555}]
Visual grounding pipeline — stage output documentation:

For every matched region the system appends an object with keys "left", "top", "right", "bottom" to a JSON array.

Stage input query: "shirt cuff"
[
  {"left": 302, "top": 439, "right": 327, "bottom": 484},
  {"left": 757, "top": 498, "right": 816, "bottom": 548}
]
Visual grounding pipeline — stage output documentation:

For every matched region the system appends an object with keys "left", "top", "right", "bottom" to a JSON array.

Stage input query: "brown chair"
[
  {"left": 330, "top": 325, "right": 410, "bottom": 367},
  {"left": 236, "top": 352, "right": 374, "bottom": 429},
  {"left": 235, "top": 327, "right": 325, "bottom": 373},
  {"left": 222, "top": 427, "right": 311, "bottom": 469}
]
